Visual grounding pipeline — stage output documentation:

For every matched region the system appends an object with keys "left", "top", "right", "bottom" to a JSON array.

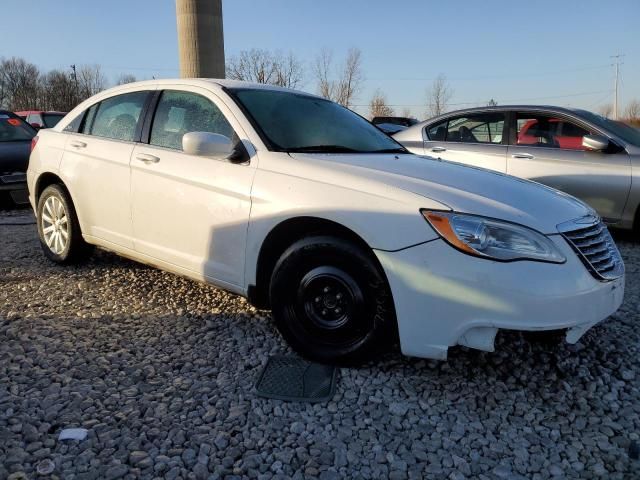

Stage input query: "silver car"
[{"left": 394, "top": 106, "right": 640, "bottom": 230}]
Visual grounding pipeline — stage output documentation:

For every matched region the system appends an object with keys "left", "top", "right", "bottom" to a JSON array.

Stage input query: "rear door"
[
  {"left": 423, "top": 111, "right": 508, "bottom": 172},
  {"left": 60, "top": 90, "right": 151, "bottom": 248},
  {"left": 507, "top": 111, "right": 632, "bottom": 223}
]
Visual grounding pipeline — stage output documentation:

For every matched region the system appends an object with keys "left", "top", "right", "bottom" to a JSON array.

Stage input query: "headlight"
[{"left": 422, "top": 210, "right": 566, "bottom": 263}]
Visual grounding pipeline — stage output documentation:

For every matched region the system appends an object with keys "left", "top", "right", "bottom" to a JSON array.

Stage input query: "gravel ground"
[{"left": 0, "top": 208, "right": 639, "bottom": 480}]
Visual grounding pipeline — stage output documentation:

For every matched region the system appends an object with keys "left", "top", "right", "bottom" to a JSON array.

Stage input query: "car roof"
[
  {"left": 95, "top": 78, "right": 321, "bottom": 99},
  {"left": 420, "top": 105, "right": 588, "bottom": 125}
]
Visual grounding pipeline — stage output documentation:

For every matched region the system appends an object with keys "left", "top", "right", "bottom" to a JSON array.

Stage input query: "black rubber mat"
[{"left": 255, "top": 355, "right": 338, "bottom": 403}]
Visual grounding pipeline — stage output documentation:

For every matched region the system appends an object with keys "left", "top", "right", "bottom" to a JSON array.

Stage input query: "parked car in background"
[
  {"left": 28, "top": 81, "right": 624, "bottom": 364},
  {"left": 372, "top": 116, "right": 419, "bottom": 135},
  {"left": 15, "top": 110, "right": 67, "bottom": 130},
  {"left": 394, "top": 106, "right": 640, "bottom": 231},
  {"left": 0, "top": 110, "right": 36, "bottom": 205}
]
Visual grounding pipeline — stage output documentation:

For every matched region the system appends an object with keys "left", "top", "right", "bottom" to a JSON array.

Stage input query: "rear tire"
[
  {"left": 269, "top": 236, "right": 397, "bottom": 365},
  {"left": 36, "top": 184, "right": 92, "bottom": 264}
]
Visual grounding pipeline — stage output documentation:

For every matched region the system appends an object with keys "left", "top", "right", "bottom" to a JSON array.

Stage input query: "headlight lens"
[{"left": 422, "top": 210, "right": 566, "bottom": 263}]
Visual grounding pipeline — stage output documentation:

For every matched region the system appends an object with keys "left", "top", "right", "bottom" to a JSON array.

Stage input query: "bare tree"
[
  {"left": 39, "top": 69, "right": 78, "bottom": 111},
  {"left": 76, "top": 64, "right": 106, "bottom": 100},
  {"left": 425, "top": 74, "right": 453, "bottom": 118},
  {"left": 116, "top": 73, "right": 137, "bottom": 86},
  {"left": 487, "top": 98, "right": 498, "bottom": 106},
  {"left": 314, "top": 48, "right": 337, "bottom": 101},
  {"left": 369, "top": 89, "right": 394, "bottom": 118},
  {"left": 336, "top": 48, "right": 363, "bottom": 108},
  {"left": 401, "top": 107, "right": 412, "bottom": 118},
  {"left": 624, "top": 99, "right": 640, "bottom": 120},
  {"left": 313, "top": 48, "right": 364, "bottom": 108},
  {"left": 598, "top": 104, "right": 613, "bottom": 118},
  {"left": 226, "top": 49, "right": 304, "bottom": 88},
  {"left": 0, "top": 57, "right": 41, "bottom": 110}
]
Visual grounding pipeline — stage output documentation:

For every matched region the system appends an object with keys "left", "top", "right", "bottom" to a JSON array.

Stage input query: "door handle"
[
  {"left": 69, "top": 140, "right": 87, "bottom": 148},
  {"left": 135, "top": 153, "right": 160, "bottom": 164},
  {"left": 431, "top": 146, "right": 446, "bottom": 153},
  {"left": 511, "top": 153, "right": 534, "bottom": 159}
]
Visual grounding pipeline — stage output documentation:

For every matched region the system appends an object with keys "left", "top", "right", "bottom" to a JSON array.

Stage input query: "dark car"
[
  {"left": 0, "top": 110, "right": 36, "bottom": 205},
  {"left": 372, "top": 116, "right": 419, "bottom": 135}
]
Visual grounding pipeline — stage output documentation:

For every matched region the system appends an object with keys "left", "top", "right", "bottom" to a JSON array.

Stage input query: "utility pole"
[
  {"left": 611, "top": 54, "right": 624, "bottom": 120},
  {"left": 176, "top": 0, "right": 225, "bottom": 78},
  {"left": 70, "top": 64, "right": 79, "bottom": 100}
]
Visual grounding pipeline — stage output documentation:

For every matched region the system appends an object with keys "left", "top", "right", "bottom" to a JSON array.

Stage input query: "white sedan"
[{"left": 27, "top": 79, "right": 625, "bottom": 364}]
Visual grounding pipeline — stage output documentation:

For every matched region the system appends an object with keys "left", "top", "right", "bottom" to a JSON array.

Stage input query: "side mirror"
[
  {"left": 30, "top": 122, "right": 42, "bottom": 130},
  {"left": 582, "top": 134, "right": 609, "bottom": 152},
  {"left": 183, "top": 131, "right": 232, "bottom": 159}
]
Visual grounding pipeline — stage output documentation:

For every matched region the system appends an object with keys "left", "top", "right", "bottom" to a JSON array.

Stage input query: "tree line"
[
  {"left": 0, "top": 57, "right": 136, "bottom": 113},
  {"left": 3, "top": 52, "right": 639, "bottom": 126}
]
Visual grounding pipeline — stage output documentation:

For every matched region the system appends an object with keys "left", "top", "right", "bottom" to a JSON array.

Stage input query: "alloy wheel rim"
[{"left": 41, "top": 196, "right": 69, "bottom": 255}]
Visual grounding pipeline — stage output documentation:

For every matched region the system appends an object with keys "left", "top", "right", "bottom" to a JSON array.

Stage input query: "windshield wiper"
[
  {"left": 368, "top": 148, "right": 408, "bottom": 154},
  {"left": 285, "top": 145, "right": 362, "bottom": 153}
]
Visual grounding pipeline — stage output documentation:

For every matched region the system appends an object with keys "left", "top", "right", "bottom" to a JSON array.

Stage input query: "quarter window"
[
  {"left": 427, "top": 113, "right": 505, "bottom": 144},
  {"left": 150, "top": 90, "right": 234, "bottom": 151},
  {"left": 89, "top": 92, "right": 148, "bottom": 141},
  {"left": 515, "top": 113, "right": 591, "bottom": 150}
]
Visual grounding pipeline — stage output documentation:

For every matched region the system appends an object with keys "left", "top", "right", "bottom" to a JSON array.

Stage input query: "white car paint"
[{"left": 28, "top": 79, "right": 625, "bottom": 360}]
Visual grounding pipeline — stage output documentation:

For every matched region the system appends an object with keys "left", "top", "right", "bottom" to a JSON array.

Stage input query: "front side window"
[
  {"left": 90, "top": 91, "right": 148, "bottom": 141},
  {"left": 427, "top": 113, "right": 505, "bottom": 144},
  {"left": 0, "top": 114, "right": 35, "bottom": 142},
  {"left": 516, "top": 113, "right": 591, "bottom": 150},
  {"left": 228, "top": 88, "right": 405, "bottom": 153},
  {"left": 150, "top": 90, "right": 234, "bottom": 151}
]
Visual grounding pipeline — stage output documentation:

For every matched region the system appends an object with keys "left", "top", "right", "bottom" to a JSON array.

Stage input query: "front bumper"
[{"left": 375, "top": 236, "right": 625, "bottom": 360}]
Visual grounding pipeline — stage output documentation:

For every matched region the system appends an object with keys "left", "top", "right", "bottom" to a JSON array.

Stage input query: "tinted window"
[
  {"left": 428, "top": 113, "right": 505, "bottom": 144},
  {"left": 0, "top": 114, "right": 35, "bottom": 142},
  {"left": 229, "top": 88, "right": 404, "bottom": 153},
  {"left": 150, "top": 90, "right": 234, "bottom": 151},
  {"left": 516, "top": 113, "right": 591, "bottom": 150},
  {"left": 42, "top": 113, "right": 65, "bottom": 128},
  {"left": 90, "top": 92, "right": 147, "bottom": 141},
  {"left": 81, "top": 104, "right": 99, "bottom": 134}
]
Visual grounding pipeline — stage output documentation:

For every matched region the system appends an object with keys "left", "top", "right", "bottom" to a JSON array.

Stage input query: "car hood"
[{"left": 290, "top": 153, "right": 592, "bottom": 234}]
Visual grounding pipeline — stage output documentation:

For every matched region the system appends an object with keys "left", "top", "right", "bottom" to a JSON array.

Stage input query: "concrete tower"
[{"left": 176, "top": 0, "right": 225, "bottom": 78}]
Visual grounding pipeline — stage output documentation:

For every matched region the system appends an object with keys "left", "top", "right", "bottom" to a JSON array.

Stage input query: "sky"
[{"left": 2, "top": 0, "right": 639, "bottom": 118}]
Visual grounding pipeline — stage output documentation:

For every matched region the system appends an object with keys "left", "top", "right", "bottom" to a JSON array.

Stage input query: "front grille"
[{"left": 561, "top": 221, "right": 624, "bottom": 281}]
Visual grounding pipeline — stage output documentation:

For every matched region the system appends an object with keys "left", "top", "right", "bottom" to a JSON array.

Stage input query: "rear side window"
[
  {"left": 0, "top": 114, "right": 35, "bottom": 142},
  {"left": 149, "top": 90, "right": 234, "bottom": 151},
  {"left": 90, "top": 92, "right": 148, "bottom": 141},
  {"left": 428, "top": 113, "right": 505, "bottom": 144}
]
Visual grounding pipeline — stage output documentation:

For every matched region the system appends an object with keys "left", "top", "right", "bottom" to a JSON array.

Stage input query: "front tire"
[
  {"left": 36, "top": 184, "right": 91, "bottom": 264},
  {"left": 269, "top": 236, "right": 397, "bottom": 365}
]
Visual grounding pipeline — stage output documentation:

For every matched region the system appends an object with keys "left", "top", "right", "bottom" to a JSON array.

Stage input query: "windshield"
[
  {"left": 229, "top": 88, "right": 406, "bottom": 153},
  {"left": 574, "top": 109, "right": 640, "bottom": 147},
  {"left": 0, "top": 114, "right": 36, "bottom": 142},
  {"left": 42, "top": 113, "right": 65, "bottom": 128}
]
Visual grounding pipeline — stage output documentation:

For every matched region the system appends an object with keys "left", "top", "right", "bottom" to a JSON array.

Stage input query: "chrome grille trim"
[{"left": 558, "top": 216, "right": 624, "bottom": 281}]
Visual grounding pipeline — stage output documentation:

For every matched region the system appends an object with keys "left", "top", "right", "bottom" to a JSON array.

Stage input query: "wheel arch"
[
  {"left": 248, "top": 216, "right": 388, "bottom": 309},
  {"left": 35, "top": 172, "right": 67, "bottom": 203}
]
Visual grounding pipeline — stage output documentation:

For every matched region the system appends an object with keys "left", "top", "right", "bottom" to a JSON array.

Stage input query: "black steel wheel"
[{"left": 269, "top": 236, "right": 397, "bottom": 365}]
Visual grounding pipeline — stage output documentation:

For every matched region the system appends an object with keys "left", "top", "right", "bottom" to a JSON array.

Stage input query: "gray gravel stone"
[{"left": 0, "top": 209, "right": 638, "bottom": 479}]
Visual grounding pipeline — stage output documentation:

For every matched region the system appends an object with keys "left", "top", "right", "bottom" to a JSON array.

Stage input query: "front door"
[
  {"left": 507, "top": 112, "right": 632, "bottom": 223},
  {"left": 130, "top": 87, "right": 255, "bottom": 288}
]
